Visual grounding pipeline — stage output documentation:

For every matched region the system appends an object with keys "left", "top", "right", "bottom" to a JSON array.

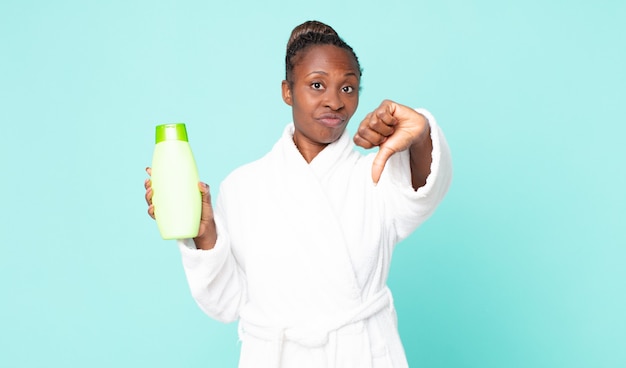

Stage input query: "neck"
[{"left": 292, "top": 134, "right": 327, "bottom": 163}]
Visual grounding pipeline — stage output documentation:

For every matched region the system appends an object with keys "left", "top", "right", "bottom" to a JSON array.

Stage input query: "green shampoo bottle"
[{"left": 151, "top": 123, "right": 201, "bottom": 239}]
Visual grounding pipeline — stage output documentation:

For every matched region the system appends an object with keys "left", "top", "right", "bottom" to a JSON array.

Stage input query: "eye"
[
  {"left": 311, "top": 82, "right": 323, "bottom": 90},
  {"left": 342, "top": 86, "right": 354, "bottom": 93}
]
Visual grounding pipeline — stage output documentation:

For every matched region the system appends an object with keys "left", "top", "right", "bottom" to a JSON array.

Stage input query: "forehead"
[{"left": 293, "top": 44, "right": 360, "bottom": 77}]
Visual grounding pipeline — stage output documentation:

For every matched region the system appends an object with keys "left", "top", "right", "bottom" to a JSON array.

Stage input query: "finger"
[
  {"left": 355, "top": 126, "right": 387, "bottom": 147},
  {"left": 375, "top": 106, "right": 397, "bottom": 128},
  {"left": 372, "top": 100, "right": 398, "bottom": 125},
  {"left": 144, "top": 178, "right": 151, "bottom": 190},
  {"left": 198, "top": 182, "right": 208, "bottom": 194},
  {"left": 362, "top": 106, "right": 396, "bottom": 140},
  {"left": 353, "top": 132, "right": 376, "bottom": 149},
  {"left": 145, "top": 186, "right": 153, "bottom": 205},
  {"left": 198, "top": 182, "right": 211, "bottom": 203},
  {"left": 371, "top": 146, "right": 396, "bottom": 184},
  {"left": 147, "top": 204, "right": 155, "bottom": 220},
  {"left": 354, "top": 112, "right": 388, "bottom": 148},
  {"left": 354, "top": 113, "right": 373, "bottom": 148},
  {"left": 197, "top": 182, "right": 214, "bottom": 225},
  {"left": 368, "top": 117, "right": 395, "bottom": 137},
  {"left": 145, "top": 167, "right": 152, "bottom": 176}
]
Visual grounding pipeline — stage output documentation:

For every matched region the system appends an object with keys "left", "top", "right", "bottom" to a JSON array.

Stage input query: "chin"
[{"left": 318, "top": 126, "right": 346, "bottom": 144}]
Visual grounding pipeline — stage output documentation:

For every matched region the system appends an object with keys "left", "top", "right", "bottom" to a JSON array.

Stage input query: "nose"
[{"left": 324, "top": 90, "right": 344, "bottom": 111}]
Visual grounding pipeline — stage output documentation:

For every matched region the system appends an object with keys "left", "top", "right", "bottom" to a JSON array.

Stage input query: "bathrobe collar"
[{"left": 281, "top": 123, "right": 354, "bottom": 179}]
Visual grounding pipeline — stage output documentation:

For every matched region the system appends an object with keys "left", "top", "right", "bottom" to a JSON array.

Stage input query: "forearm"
[
  {"left": 409, "top": 122, "right": 433, "bottom": 190},
  {"left": 178, "top": 235, "right": 247, "bottom": 323}
]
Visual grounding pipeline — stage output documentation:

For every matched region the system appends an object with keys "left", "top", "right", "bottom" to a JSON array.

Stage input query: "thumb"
[
  {"left": 199, "top": 182, "right": 211, "bottom": 202},
  {"left": 371, "top": 146, "right": 396, "bottom": 184}
]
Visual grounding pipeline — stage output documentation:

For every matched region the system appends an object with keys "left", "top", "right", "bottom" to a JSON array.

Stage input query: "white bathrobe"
[{"left": 177, "top": 109, "right": 453, "bottom": 367}]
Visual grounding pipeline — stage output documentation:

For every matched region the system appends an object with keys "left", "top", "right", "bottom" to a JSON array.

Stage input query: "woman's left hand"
[{"left": 353, "top": 99, "right": 430, "bottom": 184}]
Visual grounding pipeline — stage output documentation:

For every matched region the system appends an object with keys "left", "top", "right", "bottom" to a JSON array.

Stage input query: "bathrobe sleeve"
[
  {"left": 176, "top": 185, "right": 247, "bottom": 323},
  {"left": 377, "top": 108, "right": 453, "bottom": 242}
]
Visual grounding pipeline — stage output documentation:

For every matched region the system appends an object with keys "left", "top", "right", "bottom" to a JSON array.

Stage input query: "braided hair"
[{"left": 285, "top": 20, "right": 362, "bottom": 84}]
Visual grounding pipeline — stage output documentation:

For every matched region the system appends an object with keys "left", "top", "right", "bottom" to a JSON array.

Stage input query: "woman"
[{"left": 145, "top": 20, "right": 452, "bottom": 368}]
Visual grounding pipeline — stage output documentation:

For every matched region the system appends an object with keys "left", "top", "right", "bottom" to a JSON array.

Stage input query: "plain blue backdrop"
[{"left": 1, "top": 0, "right": 624, "bottom": 367}]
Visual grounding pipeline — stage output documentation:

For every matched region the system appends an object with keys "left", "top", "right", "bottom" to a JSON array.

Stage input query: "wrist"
[
  {"left": 411, "top": 116, "right": 431, "bottom": 148},
  {"left": 193, "top": 221, "right": 217, "bottom": 250}
]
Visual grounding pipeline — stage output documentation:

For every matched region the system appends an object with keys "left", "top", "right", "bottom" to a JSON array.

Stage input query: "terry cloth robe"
[{"left": 177, "top": 108, "right": 453, "bottom": 368}]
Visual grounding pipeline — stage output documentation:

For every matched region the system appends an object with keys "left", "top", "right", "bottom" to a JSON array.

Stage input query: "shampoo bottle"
[{"left": 151, "top": 123, "right": 201, "bottom": 239}]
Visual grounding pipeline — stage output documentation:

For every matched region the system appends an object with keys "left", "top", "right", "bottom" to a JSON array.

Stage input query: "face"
[{"left": 282, "top": 44, "right": 360, "bottom": 155}]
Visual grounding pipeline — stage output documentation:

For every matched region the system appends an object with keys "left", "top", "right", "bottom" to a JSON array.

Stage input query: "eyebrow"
[{"left": 306, "top": 71, "right": 359, "bottom": 77}]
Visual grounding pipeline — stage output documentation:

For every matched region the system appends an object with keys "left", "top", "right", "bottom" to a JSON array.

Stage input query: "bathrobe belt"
[{"left": 238, "top": 287, "right": 393, "bottom": 368}]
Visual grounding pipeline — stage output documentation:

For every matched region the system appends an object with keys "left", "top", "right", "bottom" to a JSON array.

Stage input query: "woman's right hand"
[
  {"left": 144, "top": 167, "right": 156, "bottom": 220},
  {"left": 144, "top": 167, "right": 218, "bottom": 250}
]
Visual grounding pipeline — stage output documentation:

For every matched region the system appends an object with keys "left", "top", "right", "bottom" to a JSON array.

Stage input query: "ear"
[{"left": 281, "top": 80, "right": 293, "bottom": 106}]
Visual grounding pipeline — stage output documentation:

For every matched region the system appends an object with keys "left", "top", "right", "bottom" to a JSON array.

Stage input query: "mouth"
[{"left": 316, "top": 113, "right": 347, "bottom": 128}]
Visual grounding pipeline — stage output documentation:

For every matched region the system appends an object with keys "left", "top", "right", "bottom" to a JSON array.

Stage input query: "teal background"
[{"left": 1, "top": 0, "right": 624, "bottom": 367}]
